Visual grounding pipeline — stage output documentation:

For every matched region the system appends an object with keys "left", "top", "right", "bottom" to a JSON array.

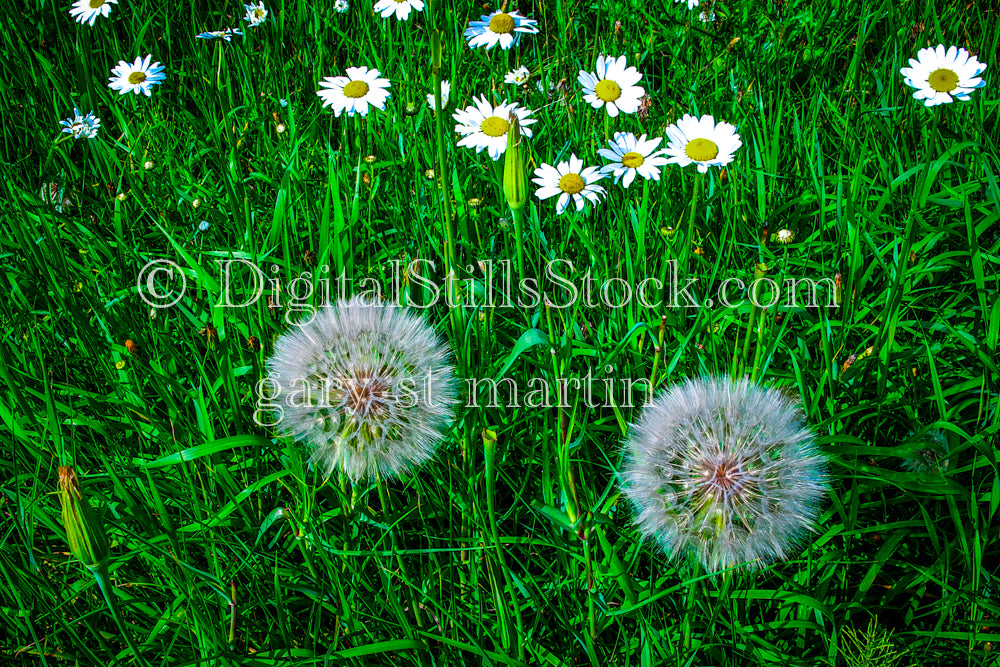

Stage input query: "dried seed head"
[
  {"left": 621, "top": 376, "right": 828, "bottom": 572},
  {"left": 265, "top": 296, "right": 459, "bottom": 481}
]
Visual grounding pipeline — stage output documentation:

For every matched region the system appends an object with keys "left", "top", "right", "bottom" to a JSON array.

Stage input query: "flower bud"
[
  {"left": 503, "top": 112, "right": 527, "bottom": 212},
  {"left": 57, "top": 466, "right": 109, "bottom": 571}
]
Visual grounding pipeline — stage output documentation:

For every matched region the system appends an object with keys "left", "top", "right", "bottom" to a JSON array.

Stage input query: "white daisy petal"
[
  {"left": 426, "top": 80, "right": 451, "bottom": 110},
  {"left": 464, "top": 10, "right": 538, "bottom": 50},
  {"left": 108, "top": 54, "right": 166, "bottom": 96},
  {"left": 533, "top": 153, "right": 605, "bottom": 215},
  {"left": 900, "top": 44, "right": 988, "bottom": 106},
  {"left": 577, "top": 54, "right": 646, "bottom": 118},
  {"left": 317, "top": 67, "right": 391, "bottom": 117},
  {"left": 243, "top": 1, "right": 268, "bottom": 26},
  {"left": 59, "top": 108, "right": 101, "bottom": 140},
  {"left": 453, "top": 97, "right": 536, "bottom": 161},
  {"left": 663, "top": 114, "right": 741, "bottom": 173},
  {"left": 70, "top": 0, "right": 118, "bottom": 25}
]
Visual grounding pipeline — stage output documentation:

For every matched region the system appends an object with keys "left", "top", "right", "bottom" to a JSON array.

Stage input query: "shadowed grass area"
[{"left": 1, "top": 0, "right": 998, "bottom": 664}]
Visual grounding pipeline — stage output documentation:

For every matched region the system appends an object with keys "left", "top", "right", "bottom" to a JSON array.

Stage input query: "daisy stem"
[
  {"left": 483, "top": 428, "right": 526, "bottom": 660},
  {"left": 215, "top": 41, "right": 223, "bottom": 89},
  {"left": 685, "top": 172, "right": 704, "bottom": 269},
  {"left": 430, "top": 30, "right": 462, "bottom": 337},
  {"left": 741, "top": 263, "right": 767, "bottom": 379}
]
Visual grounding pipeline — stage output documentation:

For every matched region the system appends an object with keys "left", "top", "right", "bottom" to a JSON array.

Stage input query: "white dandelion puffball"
[
  {"left": 464, "top": 9, "right": 539, "bottom": 50},
  {"left": 901, "top": 429, "right": 950, "bottom": 473},
  {"left": 60, "top": 108, "right": 101, "bottom": 140},
  {"left": 663, "top": 113, "right": 742, "bottom": 173},
  {"left": 578, "top": 55, "right": 646, "bottom": 117},
  {"left": 316, "top": 67, "right": 391, "bottom": 117},
  {"left": 621, "top": 376, "right": 828, "bottom": 572},
  {"left": 453, "top": 96, "right": 536, "bottom": 161},
  {"left": 598, "top": 132, "right": 668, "bottom": 189},
  {"left": 900, "top": 44, "right": 987, "bottom": 107},
  {"left": 532, "top": 154, "right": 606, "bottom": 215},
  {"left": 108, "top": 55, "right": 166, "bottom": 96},
  {"left": 265, "top": 297, "right": 459, "bottom": 482},
  {"left": 69, "top": 0, "right": 117, "bottom": 25},
  {"left": 373, "top": 0, "right": 423, "bottom": 20}
]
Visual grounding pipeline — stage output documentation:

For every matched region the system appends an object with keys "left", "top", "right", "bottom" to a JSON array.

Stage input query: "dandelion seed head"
[
  {"left": 621, "top": 376, "right": 828, "bottom": 572},
  {"left": 266, "top": 297, "right": 459, "bottom": 481}
]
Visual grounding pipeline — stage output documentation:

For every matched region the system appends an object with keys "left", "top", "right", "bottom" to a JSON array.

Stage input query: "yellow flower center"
[
  {"left": 685, "top": 138, "right": 719, "bottom": 162},
  {"left": 89, "top": 0, "right": 105, "bottom": 7},
  {"left": 343, "top": 81, "right": 370, "bottom": 98},
  {"left": 595, "top": 79, "right": 621, "bottom": 102},
  {"left": 928, "top": 68, "right": 959, "bottom": 93},
  {"left": 621, "top": 151, "right": 644, "bottom": 168},
  {"left": 253, "top": 8, "right": 265, "bottom": 18},
  {"left": 127, "top": 71, "right": 147, "bottom": 85},
  {"left": 489, "top": 12, "right": 515, "bottom": 34},
  {"left": 558, "top": 173, "right": 585, "bottom": 195},
  {"left": 480, "top": 116, "right": 509, "bottom": 137}
]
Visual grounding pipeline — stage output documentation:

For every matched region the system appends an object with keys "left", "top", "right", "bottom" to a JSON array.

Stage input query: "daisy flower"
[
  {"left": 532, "top": 154, "right": 606, "bottom": 215},
  {"left": 243, "top": 1, "right": 267, "bottom": 26},
  {"left": 453, "top": 96, "right": 537, "bottom": 161},
  {"left": 663, "top": 114, "right": 742, "bottom": 173},
  {"left": 621, "top": 376, "right": 828, "bottom": 573},
  {"left": 598, "top": 132, "right": 668, "bottom": 188},
  {"left": 316, "top": 67, "right": 391, "bottom": 117},
  {"left": 900, "top": 44, "right": 987, "bottom": 107},
  {"left": 108, "top": 55, "right": 166, "bottom": 96},
  {"left": 426, "top": 80, "right": 450, "bottom": 111},
  {"left": 59, "top": 108, "right": 101, "bottom": 140},
  {"left": 334, "top": 0, "right": 349, "bottom": 11},
  {"left": 196, "top": 28, "right": 243, "bottom": 41},
  {"left": 373, "top": 0, "right": 423, "bottom": 20},
  {"left": 504, "top": 65, "right": 531, "bottom": 85},
  {"left": 676, "top": 0, "right": 699, "bottom": 8},
  {"left": 69, "top": 0, "right": 117, "bottom": 25},
  {"left": 465, "top": 10, "right": 538, "bottom": 50},
  {"left": 578, "top": 55, "right": 645, "bottom": 117}
]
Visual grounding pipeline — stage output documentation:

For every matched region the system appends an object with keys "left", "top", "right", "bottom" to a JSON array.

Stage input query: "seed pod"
[{"left": 57, "top": 466, "right": 109, "bottom": 571}]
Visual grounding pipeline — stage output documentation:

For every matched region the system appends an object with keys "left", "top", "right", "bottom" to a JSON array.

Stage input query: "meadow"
[{"left": 1, "top": 0, "right": 999, "bottom": 664}]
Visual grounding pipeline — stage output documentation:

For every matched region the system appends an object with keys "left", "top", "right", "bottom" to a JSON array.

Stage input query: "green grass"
[{"left": 2, "top": 0, "right": 999, "bottom": 664}]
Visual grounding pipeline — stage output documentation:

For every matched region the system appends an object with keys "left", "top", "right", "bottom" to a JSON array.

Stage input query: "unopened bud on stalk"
[
  {"left": 503, "top": 112, "right": 527, "bottom": 212},
  {"left": 57, "top": 466, "right": 109, "bottom": 571}
]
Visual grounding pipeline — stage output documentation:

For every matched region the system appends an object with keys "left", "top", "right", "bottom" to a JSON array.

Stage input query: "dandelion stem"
[
  {"left": 511, "top": 205, "right": 527, "bottom": 287},
  {"left": 483, "top": 429, "right": 525, "bottom": 661},
  {"left": 376, "top": 477, "right": 424, "bottom": 630}
]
